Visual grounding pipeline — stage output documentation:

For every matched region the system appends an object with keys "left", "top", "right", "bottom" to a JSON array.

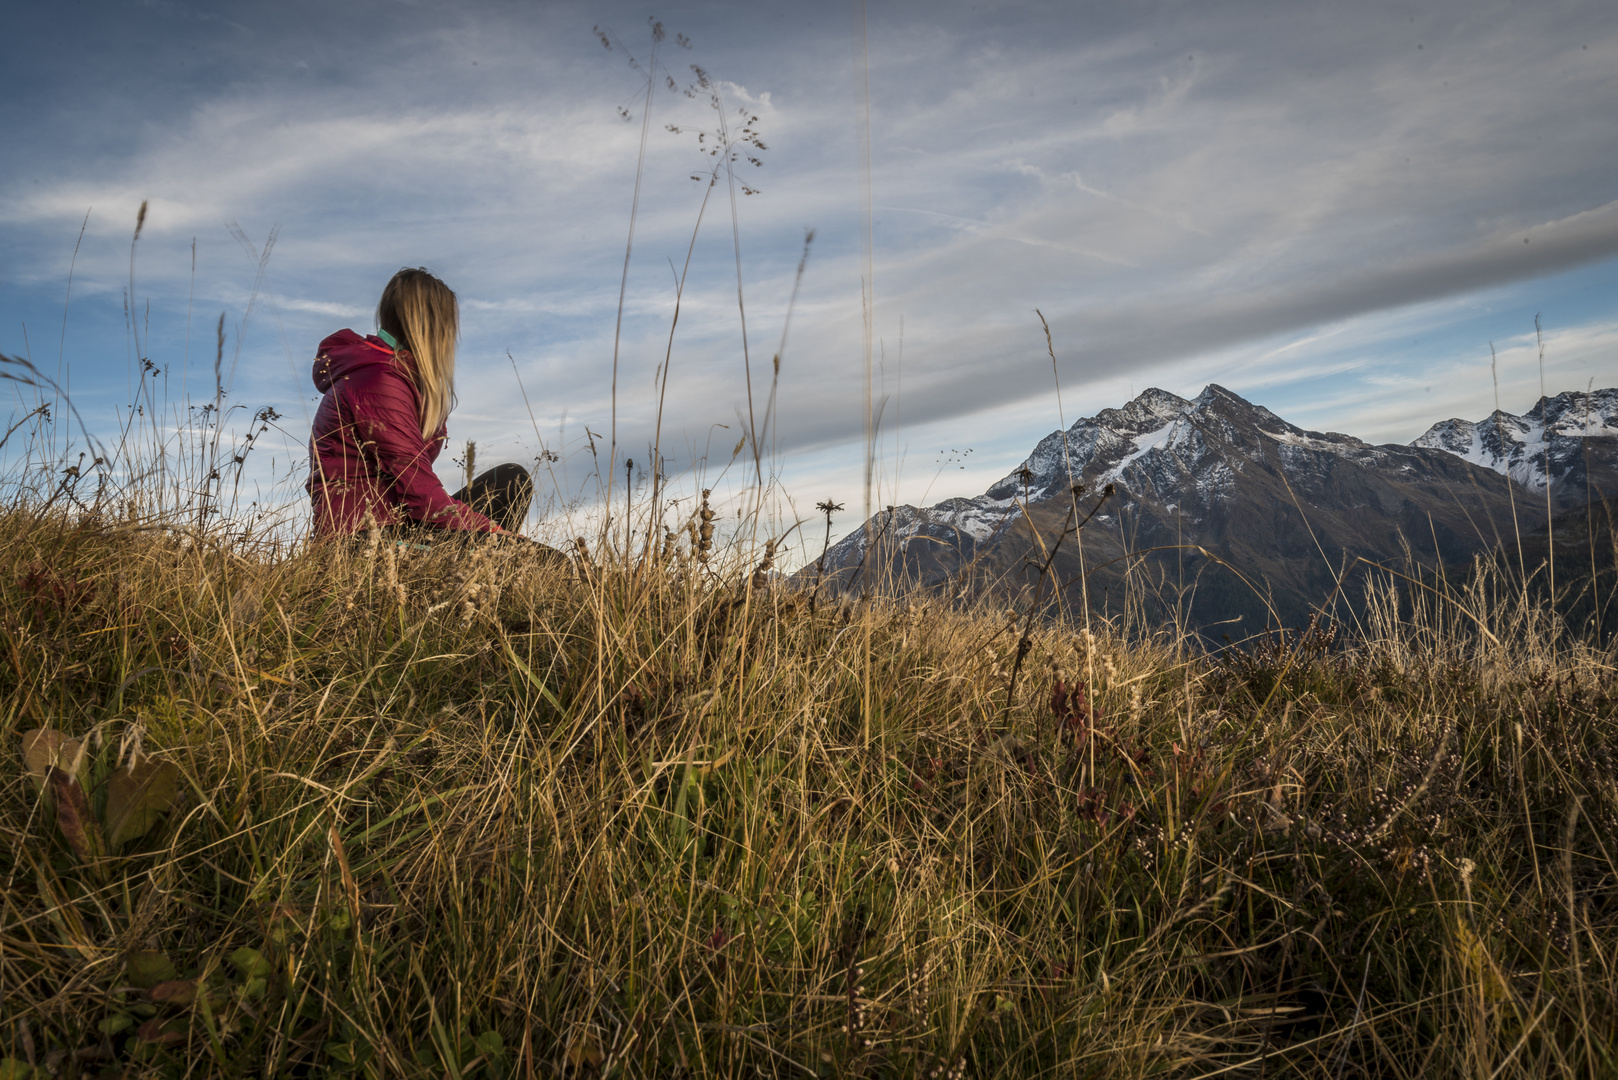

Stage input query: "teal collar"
[{"left": 376, "top": 328, "right": 400, "bottom": 351}]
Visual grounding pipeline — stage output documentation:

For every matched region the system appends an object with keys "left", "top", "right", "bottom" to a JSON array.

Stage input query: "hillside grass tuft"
[{"left": 0, "top": 487, "right": 1615, "bottom": 1078}]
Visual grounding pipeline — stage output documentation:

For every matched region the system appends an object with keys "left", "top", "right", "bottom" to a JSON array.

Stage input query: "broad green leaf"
[
  {"left": 473, "top": 1030, "right": 505, "bottom": 1058},
  {"left": 98, "top": 1013, "right": 135, "bottom": 1036},
  {"left": 48, "top": 768, "right": 107, "bottom": 865},
  {"left": 21, "top": 728, "right": 85, "bottom": 792},
  {"left": 126, "top": 950, "right": 178, "bottom": 989},
  {"left": 230, "top": 946, "right": 272, "bottom": 979},
  {"left": 104, "top": 757, "right": 180, "bottom": 848},
  {"left": 0, "top": 1058, "right": 35, "bottom": 1080}
]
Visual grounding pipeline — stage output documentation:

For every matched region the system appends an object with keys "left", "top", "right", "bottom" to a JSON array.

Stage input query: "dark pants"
[
  {"left": 446, "top": 463, "right": 569, "bottom": 564},
  {"left": 381, "top": 463, "right": 533, "bottom": 546},
  {"left": 452, "top": 463, "right": 533, "bottom": 533},
  {"left": 368, "top": 462, "right": 567, "bottom": 569}
]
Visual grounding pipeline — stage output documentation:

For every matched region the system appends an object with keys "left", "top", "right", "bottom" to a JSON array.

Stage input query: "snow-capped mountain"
[
  {"left": 812, "top": 384, "right": 1617, "bottom": 632},
  {"left": 821, "top": 384, "right": 1442, "bottom": 569},
  {"left": 1412, "top": 388, "right": 1618, "bottom": 494}
]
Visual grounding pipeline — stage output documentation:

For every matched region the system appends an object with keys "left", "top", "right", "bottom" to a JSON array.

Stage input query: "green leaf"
[
  {"left": 21, "top": 728, "right": 85, "bottom": 792},
  {"left": 98, "top": 1013, "right": 135, "bottom": 1036},
  {"left": 0, "top": 1058, "right": 36, "bottom": 1080},
  {"left": 502, "top": 641, "right": 565, "bottom": 711},
  {"left": 49, "top": 768, "right": 107, "bottom": 865},
  {"left": 230, "top": 946, "right": 273, "bottom": 980},
  {"left": 473, "top": 1030, "right": 505, "bottom": 1058},
  {"left": 104, "top": 757, "right": 181, "bottom": 848},
  {"left": 126, "top": 950, "right": 178, "bottom": 989}
]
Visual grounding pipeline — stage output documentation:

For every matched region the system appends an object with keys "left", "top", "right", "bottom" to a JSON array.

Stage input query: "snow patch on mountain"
[
  {"left": 1263, "top": 428, "right": 1372, "bottom": 454},
  {"left": 816, "top": 383, "right": 1618, "bottom": 577},
  {"left": 1412, "top": 388, "right": 1618, "bottom": 492},
  {"left": 1103, "top": 420, "right": 1177, "bottom": 482}
]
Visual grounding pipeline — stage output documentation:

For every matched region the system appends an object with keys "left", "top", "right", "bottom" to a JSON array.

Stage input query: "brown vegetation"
[{"left": 0, "top": 473, "right": 1614, "bottom": 1076}]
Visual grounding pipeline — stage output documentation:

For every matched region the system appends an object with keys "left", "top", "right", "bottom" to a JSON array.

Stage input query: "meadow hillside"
[{"left": 1, "top": 489, "right": 1616, "bottom": 1079}]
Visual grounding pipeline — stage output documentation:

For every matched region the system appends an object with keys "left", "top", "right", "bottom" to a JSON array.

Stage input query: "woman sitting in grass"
[{"left": 307, "top": 267, "right": 532, "bottom": 539}]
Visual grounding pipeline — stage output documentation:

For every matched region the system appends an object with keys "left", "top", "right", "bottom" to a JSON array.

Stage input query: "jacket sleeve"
[{"left": 340, "top": 365, "right": 496, "bottom": 532}]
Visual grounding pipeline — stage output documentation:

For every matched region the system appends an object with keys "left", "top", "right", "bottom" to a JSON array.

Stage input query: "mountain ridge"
[{"left": 811, "top": 384, "right": 1618, "bottom": 633}]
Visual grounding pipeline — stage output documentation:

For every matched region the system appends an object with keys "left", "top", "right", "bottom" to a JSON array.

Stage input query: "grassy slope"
[{"left": 1, "top": 508, "right": 1616, "bottom": 1079}]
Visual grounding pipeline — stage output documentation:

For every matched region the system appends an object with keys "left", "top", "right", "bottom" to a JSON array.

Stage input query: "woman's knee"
[{"left": 477, "top": 462, "right": 532, "bottom": 493}]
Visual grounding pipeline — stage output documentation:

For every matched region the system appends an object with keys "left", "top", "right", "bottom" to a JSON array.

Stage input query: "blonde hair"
[{"left": 377, "top": 268, "right": 459, "bottom": 440}]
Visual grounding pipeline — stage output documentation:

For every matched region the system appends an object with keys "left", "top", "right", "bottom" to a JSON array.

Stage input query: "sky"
[{"left": 2, "top": 0, "right": 1616, "bottom": 553}]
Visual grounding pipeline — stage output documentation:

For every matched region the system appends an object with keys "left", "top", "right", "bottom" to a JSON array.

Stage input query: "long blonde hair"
[{"left": 377, "top": 267, "right": 458, "bottom": 440}]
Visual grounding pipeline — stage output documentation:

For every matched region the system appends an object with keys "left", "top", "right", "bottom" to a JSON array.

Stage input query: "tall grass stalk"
[{"left": 599, "top": 20, "right": 667, "bottom": 522}]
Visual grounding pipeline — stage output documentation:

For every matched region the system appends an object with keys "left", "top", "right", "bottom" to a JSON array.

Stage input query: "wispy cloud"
[{"left": 2, "top": 0, "right": 1616, "bottom": 520}]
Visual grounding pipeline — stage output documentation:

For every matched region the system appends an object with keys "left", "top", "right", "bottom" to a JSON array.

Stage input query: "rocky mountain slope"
[
  {"left": 1412, "top": 387, "right": 1618, "bottom": 499},
  {"left": 811, "top": 385, "right": 1618, "bottom": 634}
]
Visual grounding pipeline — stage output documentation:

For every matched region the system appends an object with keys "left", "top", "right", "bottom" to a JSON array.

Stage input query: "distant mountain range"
[
  {"left": 1412, "top": 387, "right": 1618, "bottom": 496},
  {"left": 809, "top": 385, "right": 1618, "bottom": 634}
]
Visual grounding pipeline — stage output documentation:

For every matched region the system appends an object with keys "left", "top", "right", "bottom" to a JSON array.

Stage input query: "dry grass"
[{"left": 0, "top": 468, "right": 1615, "bottom": 1078}]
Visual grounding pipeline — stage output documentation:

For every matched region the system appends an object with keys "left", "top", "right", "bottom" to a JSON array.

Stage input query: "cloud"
[
  {"left": 3, "top": 0, "right": 1617, "bottom": 521},
  {"left": 275, "top": 298, "right": 371, "bottom": 319}
]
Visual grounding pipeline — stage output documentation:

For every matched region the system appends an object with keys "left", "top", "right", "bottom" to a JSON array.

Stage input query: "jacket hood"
[{"left": 312, "top": 329, "right": 400, "bottom": 394}]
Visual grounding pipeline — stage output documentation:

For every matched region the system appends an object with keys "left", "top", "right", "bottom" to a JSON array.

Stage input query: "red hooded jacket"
[{"left": 306, "top": 329, "right": 495, "bottom": 536}]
